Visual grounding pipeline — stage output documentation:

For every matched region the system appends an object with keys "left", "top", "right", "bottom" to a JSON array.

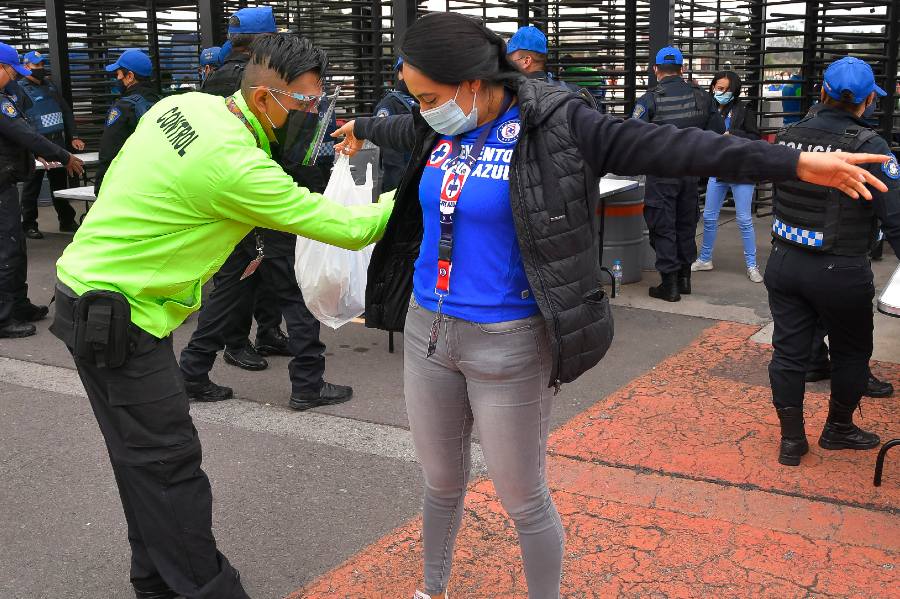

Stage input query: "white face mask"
[{"left": 420, "top": 84, "right": 478, "bottom": 136}]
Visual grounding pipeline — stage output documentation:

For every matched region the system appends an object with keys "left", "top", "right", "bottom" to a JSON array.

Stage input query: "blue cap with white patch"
[
  {"left": 228, "top": 7, "right": 276, "bottom": 34},
  {"left": 105, "top": 49, "right": 152, "bottom": 77},
  {"left": 823, "top": 56, "right": 887, "bottom": 104},
  {"left": 655, "top": 46, "right": 683, "bottom": 66},
  {"left": 23, "top": 50, "right": 45, "bottom": 65},
  {"left": 507, "top": 26, "right": 548, "bottom": 55},
  {"left": 0, "top": 42, "right": 31, "bottom": 77},
  {"left": 200, "top": 46, "right": 222, "bottom": 67}
]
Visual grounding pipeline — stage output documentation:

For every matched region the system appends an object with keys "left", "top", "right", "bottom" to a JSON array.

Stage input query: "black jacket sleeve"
[
  {"left": 95, "top": 101, "right": 138, "bottom": 194},
  {"left": 0, "top": 109, "right": 70, "bottom": 163},
  {"left": 860, "top": 138, "right": 900, "bottom": 259},
  {"left": 730, "top": 102, "right": 761, "bottom": 141},
  {"left": 354, "top": 114, "right": 417, "bottom": 154},
  {"left": 567, "top": 101, "right": 800, "bottom": 183}
]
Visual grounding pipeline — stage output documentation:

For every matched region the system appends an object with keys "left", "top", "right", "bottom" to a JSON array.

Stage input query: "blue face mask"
[
  {"left": 862, "top": 100, "right": 876, "bottom": 119},
  {"left": 713, "top": 91, "right": 733, "bottom": 105},
  {"left": 420, "top": 85, "right": 479, "bottom": 136}
]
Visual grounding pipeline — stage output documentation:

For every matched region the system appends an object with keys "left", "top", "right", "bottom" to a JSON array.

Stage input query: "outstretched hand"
[
  {"left": 331, "top": 120, "right": 364, "bottom": 157},
  {"left": 796, "top": 152, "right": 889, "bottom": 201}
]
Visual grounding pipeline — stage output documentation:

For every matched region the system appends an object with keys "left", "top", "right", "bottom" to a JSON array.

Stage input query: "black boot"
[
  {"left": 223, "top": 343, "right": 268, "bottom": 371},
  {"left": 256, "top": 326, "right": 291, "bottom": 356},
  {"left": 0, "top": 320, "right": 37, "bottom": 338},
  {"left": 865, "top": 372, "right": 894, "bottom": 398},
  {"left": 775, "top": 407, "right": 809, "bottom": 466},
  {"left": 678, "top": 265, "right": 691, "bottom": 295},
  {"left": 134, "top": 589, "right": 179, "bottom": 599},
  {"left": 289, "top": 382, "right": 353, "bottom": 411},
  {"left": 184, "top": 378, "right": 234, "bottom": 402},
  {"left": 818, "top": 400, "right": 880, "bottom": 450},
  {"left": 648, "top": 272, "right": 681, "bottom": 302}
]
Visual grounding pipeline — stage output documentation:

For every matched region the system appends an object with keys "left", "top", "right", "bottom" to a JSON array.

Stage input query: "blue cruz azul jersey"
[{"left": 414, "top": 104, "right": 540, "bottom": 324}]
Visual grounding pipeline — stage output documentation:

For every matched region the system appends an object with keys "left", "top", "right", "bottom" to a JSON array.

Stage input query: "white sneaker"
[
  {"left": 414, "top": 592, "right": 447, "bottom": 599},
  {"left": 747, "top": 266, "right": 763, "bottom": 283},
  {"left": 691, "top": 260, "right": 713, "bottom": 272}
]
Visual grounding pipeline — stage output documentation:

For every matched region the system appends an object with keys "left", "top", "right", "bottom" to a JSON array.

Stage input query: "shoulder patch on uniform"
[
  {"left": 883, "top": 157, "right": 900, "bottom": 180},
  {"left": 631, "top": 104, "right": 646, "bottom": 119},
  {"left": 375, "top": 107, "right": 391, "bottom": 118},
  {"left": 106, "top": 107, "right": 121, "bottom": 126},
  {"left": 1, "top": 99, "right": 18, "bottom": 118}
]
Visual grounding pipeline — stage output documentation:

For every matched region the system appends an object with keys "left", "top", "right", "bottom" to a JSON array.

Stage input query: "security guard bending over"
[
  {"left": 198, "top": 46, "right": 222, "bottom": 86},
  {"left": 372, "top": 57, "right": 418, "bottom": 192},
  {"left": 0, "top": 43, "right": 83, "bottom": 339},
  {"left": 766, "top": 56, "right": 900, "bottom": 467},
  {"left": 18, "top": 50, "right": 85, "bottom": 237},
  {"left": 95, "top": 49, "right": 161, "bottom": 194},
  {"left": 50, "top": 33, "right": 393, "bottom": 598},
  {"left": 633, "top": 46, "right": 725, "bottom": 302},
  {"left": 506, "top": 25, "right": 598, "bottom": 109}
]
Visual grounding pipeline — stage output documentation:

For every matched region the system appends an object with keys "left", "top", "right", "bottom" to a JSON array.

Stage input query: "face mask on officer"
[
  {"left": 862, "top": 99, "right": 877, "bottom": 119},
  {"left": 115, "top": 69, "right": 136, "bottom": 95},
  {"left": 419, "top": 84, "right": 479, "bottom": 136},
  {"left": 259, "top": 87, "right": 323, "bottom": 151}
]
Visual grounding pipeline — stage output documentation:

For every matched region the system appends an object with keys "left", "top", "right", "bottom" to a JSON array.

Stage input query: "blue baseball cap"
[
  {"left": 200, "top": 46, "right": 222, "bottom": 67},
  {"left": 394, "top": 56, "right": 403, "bottom": 71},
  {"left": 823, "top": 56, "right": 887, "bottom": 104},
  {"left": 23, "top": 50, "right": 45, "bottom": 65},
  {"left": 0, "top": 42, "right": 31, "bottom": 77},
  {"left": 655, "top": 46, "right": 683, "bottom": 66},
  {"left": 105, "top": 49, "right": 152, "bottom": 77},
  {"left": 220, "top": 40, "right": 233, "bottom": 62},
  {"left": 507, "top": 26, "right": 548, "bottom": 55},
  {"left": 228, "top": 7, "right": 276, "bottom": 34}
]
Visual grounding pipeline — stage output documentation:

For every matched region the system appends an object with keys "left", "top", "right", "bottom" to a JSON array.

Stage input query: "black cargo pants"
[
  {"left": 0, "top": 184, "right": 28, "bottom": 325},
  {"left": 643, "top": 175, "right": 700, "bottom": 274},
  {"left": 50, "top": 286, "right": 249, "bottom": 599}
]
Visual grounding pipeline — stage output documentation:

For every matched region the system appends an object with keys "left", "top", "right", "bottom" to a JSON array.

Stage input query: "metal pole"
[
  {"left": 392, "top": 0, "right": 416, "bottom": 55},
  {"left": 146, "top": 0, "right": 162, "bottom": 96},
  {"left": 800, "top": 1, "right": 819, "bottom": 116},
  {"left": 879, "top": 0, "right": 898, "bottom": 144},
  {"left": 624, "top": 0, "right": 637, "bottom": 112},
  {"left": 648, "top": 0, "right": 674, "bottom": 87},
  {"left": 45, "top": 0, "right": 72, "bottom": 105},
  {"left": 747, "top": 0, "right": 766, "bottom": 116},
  {"left": 517, "top": 0, "right": 530, "bottom": 28},
  {"left": 198, "top": 0, "right": 224, "bottom": 49}
]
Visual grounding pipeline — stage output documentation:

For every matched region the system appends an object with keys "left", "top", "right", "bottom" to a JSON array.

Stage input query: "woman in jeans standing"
[
  {"left": 333, "top": 13, "right": 887, "bottom": 599},
  {"left": 692, "top": 71, "right": 765, "bottom": 282}
]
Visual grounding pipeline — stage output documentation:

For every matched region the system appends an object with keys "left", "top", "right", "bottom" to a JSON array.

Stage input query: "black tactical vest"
[
  {"left": 773, "top": 116, "right": 878, "bottom": 256},
  {"left": 201, "top": 55, "right": 247, "bottom": 98},
  {"left": 649, "top": 81, "right": 709, "bottom": 129}
]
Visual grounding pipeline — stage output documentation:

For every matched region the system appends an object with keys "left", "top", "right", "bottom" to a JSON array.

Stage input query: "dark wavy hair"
[
  {"left": 400, "top": 12, "right": 520, "bottom": 86},
  {"left": 709, "top": 70, "right": 742, "bottom": 100}
]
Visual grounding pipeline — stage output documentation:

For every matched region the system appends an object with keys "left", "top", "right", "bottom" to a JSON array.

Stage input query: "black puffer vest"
[{"left": 364, "top": 79, "right": 614, "bottom": 387}]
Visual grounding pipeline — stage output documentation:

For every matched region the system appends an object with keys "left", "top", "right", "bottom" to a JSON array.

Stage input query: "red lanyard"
[{"left": 426, "top": 93, "right": 512, "bottom": 358}]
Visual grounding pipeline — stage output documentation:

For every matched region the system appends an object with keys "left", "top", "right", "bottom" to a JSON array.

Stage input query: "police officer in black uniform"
[
  {"left": 18, "top": 50, "right": 84, "bottom": 237},
  {"left": 95, "top": 49, "right": 161, "bottom": 194},
  {"left": 766, "top": 56, "right": 900, "bottom": 467},
  {"left": 632, "top": 46, "right": 725, "bottom": 302},
  {"left": 198, "top": 46, "right": 222, "bottom": 88},
  {"left": 196, "top": 6, "right": 291, "bottom": 371},
  {"left": 372, "top": 57, "right": 418, "bottom": 192},
  {"left": 0, "top": 42, "right": 83, "bottom": 338},
  {"left": 506, "top": 25, "right": 599, "bottom": 110}
]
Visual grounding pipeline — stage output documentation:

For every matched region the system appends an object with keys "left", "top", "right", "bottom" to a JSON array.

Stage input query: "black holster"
[{"left": 72, "top": 290, "right": 132, "bottom": 368}]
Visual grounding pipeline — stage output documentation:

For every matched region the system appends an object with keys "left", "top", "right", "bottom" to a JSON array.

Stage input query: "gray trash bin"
[{"left": 600, "top": 178, "right": 644, "bottom": 284}]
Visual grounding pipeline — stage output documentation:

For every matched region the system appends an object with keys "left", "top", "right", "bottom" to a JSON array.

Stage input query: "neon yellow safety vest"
[{"left": 57, "top": 92, "right": 393, "bottom": 338}]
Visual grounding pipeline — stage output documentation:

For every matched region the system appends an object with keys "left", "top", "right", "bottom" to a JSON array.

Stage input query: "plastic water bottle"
[{"left": 612, "top": 260, "right": 623, "bottom": 296}]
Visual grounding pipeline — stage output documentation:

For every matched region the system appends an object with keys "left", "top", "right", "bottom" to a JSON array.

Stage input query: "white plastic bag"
[{"left": 294, "top": 154, "right": 374, "bottom": 329}]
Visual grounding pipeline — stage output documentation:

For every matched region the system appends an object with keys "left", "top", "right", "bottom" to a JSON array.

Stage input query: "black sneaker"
[
  {"left": 223, "top": 344, "right": 268, "bottom": 371},
  {"left": 59, "top": 221, "right": 79, "bottom": 233},
  {"left": 289, "top": 382, "right": 353, "bottom": 411},
  {"left": 0, "top": 321, "right": 37, "bottom": 339},
  {"left": 24, "top": 226, "right": 44, "bottom": 239},
  {"left": 256, "top": 327, "right": 291, "bottom": 356},
  {"left": 13, "top": 301, "right": 49, "bottom": 322},
  {"left": 184, "top": 379, "right": 233, "bottom": 402},
  {"left": 865, "top": 373, "right": 894, "bottom": 398}
]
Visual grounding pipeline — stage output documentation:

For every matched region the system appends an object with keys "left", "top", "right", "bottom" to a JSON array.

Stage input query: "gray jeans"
[{"left": 404, "top": 296, "right": 564, "bottom": 599}]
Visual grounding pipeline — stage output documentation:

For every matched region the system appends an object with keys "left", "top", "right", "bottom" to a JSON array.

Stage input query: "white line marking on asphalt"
[{"left": 0, "top": 356, "right": 486, "bottom": 472}]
